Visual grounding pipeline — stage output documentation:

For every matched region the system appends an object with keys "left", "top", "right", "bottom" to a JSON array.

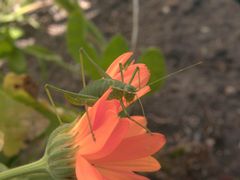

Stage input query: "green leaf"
[
  {"left": 0, "top": 163, "right": 8, "bottom": 172},
  {"left": 2, "top": 72, "right": 76, "bottom": 133},
  {"left": 23, "top": 45, "right": 61, "bottom": 62},
  {"left": 54, "top": 0, "right": 78, "bottom": 13},
  {"left": 0, "top": 36, "right": 14, "bottom": 58},
  {"left": 139, "top": 48, "right": 166, "bottom": 91},
  {"left": 23, "top": 45, "right": 80, "bottom": 74},
  {"left": 100, "top": 34, "right": 129, "bottom": 70},
  {"left": 0, "top": 89, "right": 47, "bottom": 157},
  {"left": 66, "top": 10, "right": 98, "bottom": 79},
  {"left": 0, "top": 131, "right": 4, "bottom": 152},
  {"left": 8, "top": 49, "right": 27, "bottom": 73},
  {"left": 67, "top": 10, "right": 86, "bottom": 61},
  {"left": 86, "top": 21, "right": 106, "bottom": 50},
  {"left": 8, "top": 27, "right": 24, "bottom": 40}
]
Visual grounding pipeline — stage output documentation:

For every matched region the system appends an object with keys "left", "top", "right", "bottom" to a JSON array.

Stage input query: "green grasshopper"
[
  {"left": 45, "top": 49, "right": 202, "bottom": 141},
  {"left": 45, "top": 49, "right": 146, "bottom": 141}
]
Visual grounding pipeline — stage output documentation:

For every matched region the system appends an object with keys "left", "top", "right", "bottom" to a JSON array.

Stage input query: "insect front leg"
[
  {"left": 119, "top": 63, "right": 125, "bottom": 82},
  {"left": 124, "top": 66, "right": 146, "bottom": 118},
  {"left": 128, "top": 66, "right": 141, "bottom": 89},
  {"left": 79, "top": 48, "right": 111, "bottom": 79}
]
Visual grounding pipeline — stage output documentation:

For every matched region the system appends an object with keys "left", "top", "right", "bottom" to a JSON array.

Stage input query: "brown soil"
[
  {"left": 17, "top": 0, "right": 240, "bottom": 179},
  {"left": 92, "top": 1, "right": 240, "bottom": 179}
]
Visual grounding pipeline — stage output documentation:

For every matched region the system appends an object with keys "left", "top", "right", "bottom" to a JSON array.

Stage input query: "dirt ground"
[
  {"left": 92, "top": 1, "right": 240, "bottom": 179},
  {"left": 23, "top": 0, "right": 240, "bottom": 179}
]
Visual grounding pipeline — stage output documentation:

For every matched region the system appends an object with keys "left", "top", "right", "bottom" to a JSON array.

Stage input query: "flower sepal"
[{"left": 44, "top": 124, "right": 77, "bottom": 179}]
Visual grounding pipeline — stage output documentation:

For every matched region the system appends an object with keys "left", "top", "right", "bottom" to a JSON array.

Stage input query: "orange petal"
[
  {"left": 106, "top": 52, "right": 133, "bottom": 77},
  {"left": 86, "top": 119, "right": 129, "bottom": 160},
  {"left": 78, "top": 107, "right": 119, "bottom": 155},
  {"left": 97, "top": 156, "right": 160, "bottom": 172},
  {"left": 122, "top": 116, "right": 147, "bottom": 138},
  {"left": 114, "top": 64, "right": 150, "bottom": 88},
  {"left": 70, "top": 106, "right": 96, "bottom": 141},
  {"left": 95, "top": 133, "right": 166, "bottom": 162},
  {"left": 122, "top": 86, "right": 150, "bottom": 109},
  {"left": 75, "top": 155, "right": 104, "bottom": 180},
  {"left": 98, "top": 168, "right": 149, "bottom": 180},
  {"left": 92, "top": 100, "right": 119, "bottom": 130},
  {"left": 72, "top": 93, "right": 120, "bottom": 144}
]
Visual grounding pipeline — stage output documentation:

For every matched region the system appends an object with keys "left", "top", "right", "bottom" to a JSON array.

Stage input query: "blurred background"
[{"left": 0, "top": 0, "right": 240, "bottom": 179}]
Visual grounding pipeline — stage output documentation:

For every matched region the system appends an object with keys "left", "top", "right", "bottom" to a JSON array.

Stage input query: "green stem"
[{"left": 0, "top": 156, "right": 47, "bottom": 180}]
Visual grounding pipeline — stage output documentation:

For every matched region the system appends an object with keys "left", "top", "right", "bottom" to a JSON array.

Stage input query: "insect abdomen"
[{"left": 79, "top": 79, "right": 111, "bottom": 98}]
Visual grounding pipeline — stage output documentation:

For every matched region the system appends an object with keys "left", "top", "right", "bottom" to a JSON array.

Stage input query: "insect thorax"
[{"left": 108, "top": 80, "right": 137, "bottom": 102}]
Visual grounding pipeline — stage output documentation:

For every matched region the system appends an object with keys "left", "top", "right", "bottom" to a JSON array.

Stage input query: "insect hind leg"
[
  {"left": 84, "top": 105, "right": 96, "bottom": 141},
  {"left": 119, "top": 98, "right": 151, "bottom": 134},
  {"left": 79, "top": 49, "right": 96, "bottom": 141}
]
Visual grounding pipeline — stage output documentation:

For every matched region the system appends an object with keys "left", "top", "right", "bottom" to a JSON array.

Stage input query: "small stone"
[
  {"left": 162, "top": 6, "right": 171, "bottom": 14},
  {"left": 224, "top": 86, "right": 236, "bottom": 95},
  {"left": 206, "top": 138, "right": 215, "bottom": 148},
  {"left": 200, "top": 26, "right": 211, "bottom": 34}
]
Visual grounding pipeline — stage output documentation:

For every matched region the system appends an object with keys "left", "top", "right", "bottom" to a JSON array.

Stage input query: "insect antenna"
[
  {"left": 119, "top": 98, "right": 151, "bottom": 133},
  {"left": 80, "top": 48, "right": 111, "bottom": 79},
  {"left": 148, "top": 61, "right": 203, "bottom": 87}
]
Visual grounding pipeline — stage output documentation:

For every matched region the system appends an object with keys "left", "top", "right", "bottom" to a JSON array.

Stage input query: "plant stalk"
[{"left": 0, "top": 156, "right": 47, "bottom": 180}]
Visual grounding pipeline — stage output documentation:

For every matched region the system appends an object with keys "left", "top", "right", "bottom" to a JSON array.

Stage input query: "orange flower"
[
  {"left": 70, "top": 52, "right": 166, "bottom": 180},
  {"left": 106, "top": 52, "right": 151, "bottom": 102}
]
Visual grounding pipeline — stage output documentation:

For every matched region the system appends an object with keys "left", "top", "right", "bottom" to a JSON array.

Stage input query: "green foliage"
[
  {"left": 66, "top": 10, "right": 100, "bottom": 78},
  {"left": 0, "top": 40, "right": 13, "bottom": 57},
  {"left": 8, "top": 49, "right": 27, "bottom": 73},
  {"left": 139, "top": 48, "right": 166, "bottom": 91},
  {"left": 67, "top": 10, "right": 87, "bottom": 61},
  {"left": 66, "top": 11, "right": 131, "bottom": 79},
  {"left": 24, "top": 45, "right": 62, "bottom": 62},
  {"left": 0, "top": 163, "right": 8, "bottom": 172},
  {"left": 60, "top": 0, "right": 129, "bottom": 79},
  {"left": 0, "top": 72, "right": 79, "bottom": 161},
  {"left": 0, "top": 1, "right": 76, "bottom": 75},
  {"left": 0, "top": 89, "right": 46, "bottom": 157},
  {"left": 54, "top": 0, "right": 78, "bottom": 13},
  {"left": 0, "top": 27, "right": 26, "bottom": 73},
  {"left": 100, "top": 34, "right": 129, "bottom": 70},
  {"left": 23, "top": 45, "right": 77, "bottom": 73},
  {"left": 6, "top": 27, "right": 24, "bottom": 40}
]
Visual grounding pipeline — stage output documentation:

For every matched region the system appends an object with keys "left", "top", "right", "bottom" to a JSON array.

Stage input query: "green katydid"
[
  {"left": 45, "top": 49, "right": 146, "bottom": 140},
  {"left": 45, "top": 48, "right": 202, "bottom": 141}
]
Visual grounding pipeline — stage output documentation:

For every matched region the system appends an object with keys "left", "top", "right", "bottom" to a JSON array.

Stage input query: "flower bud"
[{"left": 44, "top": 124, "right": 77, "bottom": 179}]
